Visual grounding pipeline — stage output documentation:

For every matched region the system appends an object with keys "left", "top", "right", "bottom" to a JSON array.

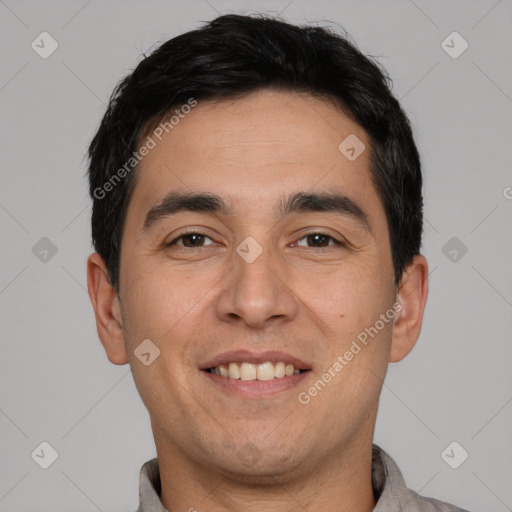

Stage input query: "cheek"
[
  {"left": 119, "top": 265, "right": 195, "bottom": 350},
  {"left": 120, "top": 268, "right": 203, "bottom": 417},
  {"left": 294, "top": 260, "right": 387, "bottom": 324},
  {"left": 292, "top": 261, "right": 394, "bottom": 375}
]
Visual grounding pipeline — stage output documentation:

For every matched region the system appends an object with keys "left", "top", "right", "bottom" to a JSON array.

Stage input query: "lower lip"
[{"left": 201, "top": 370, "right": 310, "bottom": 397}]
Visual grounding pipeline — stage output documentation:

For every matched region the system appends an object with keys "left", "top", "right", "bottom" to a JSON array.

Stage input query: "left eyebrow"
[{"left": 279, "top": 192, "right": 372, "bottom": 233}]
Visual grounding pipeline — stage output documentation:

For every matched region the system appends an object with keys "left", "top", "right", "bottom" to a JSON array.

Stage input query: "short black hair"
[{"left": 88, "top": 13, "right": 423, "bottom": 293}]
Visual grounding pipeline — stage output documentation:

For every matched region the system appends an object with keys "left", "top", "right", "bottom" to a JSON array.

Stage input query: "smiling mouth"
[{"left": 203, "top": 361, "right": 311, "bottom": 381}]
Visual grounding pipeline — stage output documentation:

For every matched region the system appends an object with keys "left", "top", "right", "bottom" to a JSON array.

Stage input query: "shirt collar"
[{"left": 136, "top": 444, "right": 461, "bottom": 512}]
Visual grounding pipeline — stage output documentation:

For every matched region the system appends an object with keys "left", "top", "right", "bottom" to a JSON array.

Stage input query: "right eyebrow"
[{"left": 143, "top": 192, "right": 231, "bottom": 231}]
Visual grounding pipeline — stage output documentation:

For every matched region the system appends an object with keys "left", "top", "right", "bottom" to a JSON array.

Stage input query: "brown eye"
[
  {"left": 296, "top": 233, "right": 343, "bottom": 248},
  {"left": 182, "top": 234, "right": 206, "bottom": 247},
  {"left": 307, "top": 234, "right": 330, "bottom": 247},
  {"left": 168, "top": 232, "right": 214, "bottom": 247}
]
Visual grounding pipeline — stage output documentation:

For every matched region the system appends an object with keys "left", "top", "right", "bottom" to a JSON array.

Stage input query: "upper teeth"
[{"left": 210, "top": 361, "right": 302, "bottom": 380}]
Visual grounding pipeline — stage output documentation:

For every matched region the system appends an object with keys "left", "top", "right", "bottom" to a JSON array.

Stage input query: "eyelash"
[{"left": 166, "top": 231, "right": 346, "bottom": 249}]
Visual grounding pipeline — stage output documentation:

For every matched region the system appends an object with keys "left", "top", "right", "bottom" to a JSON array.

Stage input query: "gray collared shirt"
[{"left": 135, "top": 444, "right": 470, "bottom": 511}]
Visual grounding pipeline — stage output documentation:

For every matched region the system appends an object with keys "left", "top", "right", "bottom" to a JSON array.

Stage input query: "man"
[{"left": 86, "top": 13, "right": 470, "bottom": 512}]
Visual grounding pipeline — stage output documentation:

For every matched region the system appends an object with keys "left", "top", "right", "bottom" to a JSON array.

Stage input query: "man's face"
[{"left": 117, "top": 89, "right": 398, "bottom": 478}]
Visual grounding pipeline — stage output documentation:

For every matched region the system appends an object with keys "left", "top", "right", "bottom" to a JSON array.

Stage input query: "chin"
[
  {"left": 217, "top": 457, "right": 306, "bottom": 486},
  {"left": 208, "top": 439, "right": 307, "bottom": 483}
]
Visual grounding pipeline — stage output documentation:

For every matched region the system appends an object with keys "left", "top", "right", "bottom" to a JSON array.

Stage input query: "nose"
[{"left": 215, "top": 243, "right": 299, "bottom": 329}]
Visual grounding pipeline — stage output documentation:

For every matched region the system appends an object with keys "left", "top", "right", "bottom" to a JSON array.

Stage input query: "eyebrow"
[
  {"left": 143, "top": 191, "right": 371, "bottom": 233},
  {"left": 280, "top": 192, "right": 371, "bottom": 233},
  {"left": 143, "top": 192, "right": 230, "bottom": 230}
]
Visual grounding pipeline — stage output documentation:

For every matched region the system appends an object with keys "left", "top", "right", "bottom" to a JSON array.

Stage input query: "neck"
[{"left": 154, "top": 426, "right": 377, "bottom": 512}]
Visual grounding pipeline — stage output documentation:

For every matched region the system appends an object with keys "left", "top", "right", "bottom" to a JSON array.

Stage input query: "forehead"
[{"left": 128, "top": 89, "right": 386, "bottom": 227}]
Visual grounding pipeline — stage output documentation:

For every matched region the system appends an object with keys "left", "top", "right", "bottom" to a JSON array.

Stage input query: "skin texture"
[{"left": 87, "top": 89, "right": 428, "bottom": 512}]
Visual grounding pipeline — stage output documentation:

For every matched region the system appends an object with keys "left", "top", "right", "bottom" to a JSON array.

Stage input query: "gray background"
[{"left": 1, "top": 0, "right": 511, "bottom": 510}]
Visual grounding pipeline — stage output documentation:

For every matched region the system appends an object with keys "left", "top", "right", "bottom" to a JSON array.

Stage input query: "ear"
[
  {"left": 390, "top": 254, "right": 429, "bottom": 363},
  {"left": 87, "top": 253, "right": 128, "bottom": 365}
]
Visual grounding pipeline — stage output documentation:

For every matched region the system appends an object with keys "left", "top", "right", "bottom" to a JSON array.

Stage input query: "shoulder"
[
  {"left": 401, "top": 493, "right": 471, "bottom": 512},
  {"left": 372, "top": 445, "right": 471, "bottom": 512}
]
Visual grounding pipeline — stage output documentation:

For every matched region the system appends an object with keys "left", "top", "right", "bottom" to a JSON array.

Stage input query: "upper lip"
[{"left": 200, "top": 350, "right": 312, "bottom": 371}]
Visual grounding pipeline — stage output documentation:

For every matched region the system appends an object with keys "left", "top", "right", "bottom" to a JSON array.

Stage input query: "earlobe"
[
  {"left": 87, "top": 253, "right": 128, "bottom": 365},
  {"left": 389, "top": 254, "right": 429, "bottom": 363}
]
